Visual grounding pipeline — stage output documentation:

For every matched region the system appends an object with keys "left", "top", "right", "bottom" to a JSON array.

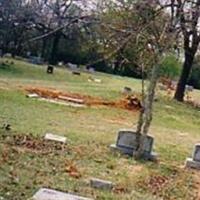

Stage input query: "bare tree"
[
  {"left": 158, "top": 0, "right": 200, "bottom": 101},
  {"left": 97, "top": 0, "right": 175, "bottom": 159}
]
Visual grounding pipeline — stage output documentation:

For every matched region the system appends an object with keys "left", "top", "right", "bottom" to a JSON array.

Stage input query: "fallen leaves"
[
  {"left": 65, "top": 162, "right": 82, "bottom": 179},
  {"left": 4, "top": 134, "right": 68, "bottom": 154}
]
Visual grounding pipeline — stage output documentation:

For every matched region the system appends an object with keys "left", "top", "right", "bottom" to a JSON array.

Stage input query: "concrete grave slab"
[
  {"left": 185, "top": 158, "right": 200, "bottom": 170},
  {"left": 58, "top": 96, "right": 84, "bottom": 104},
  {"left": 90, "top": 178, "right": 114, "bottom": 190},
  {"left": 31, "top": 188, "right": 93, "bottom": 200},
  {"left": 39, "top": 98, "right": 86, "bottom": 108},
  {"left": 26, "top": 93, "right": 39, "bottom": 98},
  {"left": 45, "top": 133, "right": 67, "bottom": 143},
  {"left": 185, "top": 144, "right": 200, "bottom": 170}
]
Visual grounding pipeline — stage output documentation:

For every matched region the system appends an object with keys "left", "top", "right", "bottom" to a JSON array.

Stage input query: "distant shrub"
[
  {"left": 188, "top": 57, "right": 200, "bottom": 89},
  {"left": 160, "top": 55, "right": 181, "bottom": 79}
]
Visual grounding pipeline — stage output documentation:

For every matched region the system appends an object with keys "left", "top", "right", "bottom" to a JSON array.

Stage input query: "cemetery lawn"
[{"left": 0, "top": 58, "right": 200, "bottom": 200}]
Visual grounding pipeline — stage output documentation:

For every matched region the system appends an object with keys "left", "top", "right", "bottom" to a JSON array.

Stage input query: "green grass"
[{"left": 0, "top": 58, "right": 199, "bottom": 200}]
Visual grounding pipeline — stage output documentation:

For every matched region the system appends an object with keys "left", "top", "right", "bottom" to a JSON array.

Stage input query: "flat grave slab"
[
  {"left": 90, "top": 178, "right": 114, "bottom": 190},
  {"left": 31, "top": 188, "right": 93, "bottom": 200},
  {"left": 45, "top": 133, "right": 67, "bottom": 143},
  {"left": 26, "top": 93, "right": 39, "bottom": 98}
]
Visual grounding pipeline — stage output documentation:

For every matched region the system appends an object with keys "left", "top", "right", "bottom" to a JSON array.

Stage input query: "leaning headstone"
[
  {"left": 122, "top": 87, "right": 132, "bottom": 95},
  {"left": 47, "top": 65, "right": 54, "bottom": 74},
  {"left": 44, "top": 133, "right": 67, "bottom": 144},
  {"left": 31, "top": 188, "right": 93, "bottom": 200},
  {"left": 185, "top": 144, "right": 200, "bottom": 170},
  {"left": 90, "top": 178, "right": 114, "bottom": 190},
  {"left": 110, "top": 129, "right": 156, "bottom": 160}
]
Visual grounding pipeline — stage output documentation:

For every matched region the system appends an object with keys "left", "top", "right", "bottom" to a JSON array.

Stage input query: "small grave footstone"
[
  {"left": 185, "top": 144, "right": 200, "bottom": 170},
  {"left": 26, "top": 93, "right": 39, "bottom": 98},
  {"left": 72, "top": 71, "right": 81, "bottom": 76},
  {"left": 32, "top": 188, "right": 93, "bottom": 200},
  {"left": 44, "top": 133, "right": 67, "bottom": 143},
  {"left": 110, "top": 129, "right": 157, "bottom": 160},
  {"left": 47, "top": 65, "right": 54, "bottom": 74},
  {"left": 90, "top": 178, "right": 114, "bottom": 190},
  {"left": 122, "top": 87, "right": 132, "bottom": 95},
  {"left": 94, "top": 79, "right": 102, "bottom": 83}
]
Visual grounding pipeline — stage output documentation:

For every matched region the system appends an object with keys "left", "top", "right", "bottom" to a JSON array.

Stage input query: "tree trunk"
[
  {"left": 134, "top": 62, "right": 160, "bottom": 159},
  {"left": 174, "top": 52, "right": 195, "bottom": 102},
  {"left": 41, "top": 38, "right": 47, "bottom": 59},
  {"left": 49, "top": 33, "right": 61, "bottom": 65}
]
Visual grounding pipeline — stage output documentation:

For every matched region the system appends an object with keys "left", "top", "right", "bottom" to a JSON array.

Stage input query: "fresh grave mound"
[{"left": 25, "top": 87, "right": 141, "bottom": 111}]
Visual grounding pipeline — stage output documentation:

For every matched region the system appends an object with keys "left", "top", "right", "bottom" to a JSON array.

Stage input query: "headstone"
[
  {"left": 29, "top": 56, "right": 43, "bottom": 65},
  {"left": 88, "top": 67, "right": 95, "bottom": 73},
  {"left": 47, "top": 65, "right": 54, "bottom": 74},
  {"left": 68, "top": 63, "right": 77, "bottom": 70},
  {"left": 90, "top": 178, "right": 114, "bottom": 190},
  {"left": 110, "top": 129, "right": 156, "bottom": 160},
  {"left": 186, "top": 144, "right": 200, "bottom": 170},
  {"left": 185, "top": 85, "right": 194, "bottom": 92},
  {"left": 72, "top": 71, "right": 81, "bottom": 76},
  {"left": 4, "top": 53, "right": 12, "bottom": 58},
  {"left": 44, "top": 133, "right": 67, "bottom": 143},
  {"left": 94, "top": 79, "right": 102, "bottom": 83},
  {"left": 123, "top": 87, "right": 132, "bottom": 95},
  {"left": 32, "top": 188, "right": 93, "bottom": 200},
  {"left": 58, "top": 62, "right": 63, "bottom": 66},
  {"left": 193, "top": 144, "right": 200, "bottom": 162}
]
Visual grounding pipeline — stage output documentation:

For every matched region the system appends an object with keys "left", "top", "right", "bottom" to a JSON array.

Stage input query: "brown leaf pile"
[
  {"left": 65, "top": 162, "right": 82, "bottom": 179},
  {"left": 5, "top": 134, "right": 68, "bottom": 153}
]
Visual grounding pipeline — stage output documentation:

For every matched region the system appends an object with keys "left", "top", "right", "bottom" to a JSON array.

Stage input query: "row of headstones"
[
  {"left": 31, "top": 130, "right": 200, "bottom": 200},
  {"left": 45, "top": 129, "right": 200, "bottom": 169},
  {"left": 46, "top": 65, "right": 94, "bottom": 75}
]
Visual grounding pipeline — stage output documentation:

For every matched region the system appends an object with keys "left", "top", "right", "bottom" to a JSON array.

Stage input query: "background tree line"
[{"left": 1, "top": 0, "right": 200, "bottom": 93}]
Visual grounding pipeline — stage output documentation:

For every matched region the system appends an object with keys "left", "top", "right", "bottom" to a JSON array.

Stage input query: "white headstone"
[
  {"left": 44, "top": 133, "right": 67, "bottom": 143},
  {"left": 26, "top": 93, "right": 39, "bottom": 98},
  {"left": 32, "top": 188, "right": 93, "bottom": 200}
]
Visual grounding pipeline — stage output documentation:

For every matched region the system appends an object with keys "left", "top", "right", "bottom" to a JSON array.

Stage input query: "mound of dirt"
[{"left": 25, "top": 87, "right": 141, "bottom": 111}]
